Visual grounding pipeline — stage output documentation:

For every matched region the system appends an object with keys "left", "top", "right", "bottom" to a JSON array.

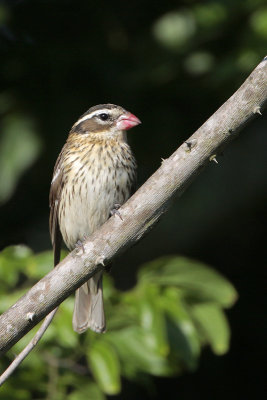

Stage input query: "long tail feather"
[{"left": 72, "top": 272, "right": 105, "bottom": 334}]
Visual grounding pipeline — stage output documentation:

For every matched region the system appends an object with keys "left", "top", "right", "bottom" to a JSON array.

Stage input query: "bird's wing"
[
  {"left": 49, "top": 149, "right": 64, "bottom": 267},
  {"left": 130, "top": 159, "right": 138, "bottom": 196}
]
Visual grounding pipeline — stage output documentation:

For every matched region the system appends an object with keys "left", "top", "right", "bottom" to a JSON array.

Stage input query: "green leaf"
[
  {"left": 87, "top": 340, "right": 121, "bottom": 395},
  {"left": 0, "top": 383, "right": 31, "bottom": 400},
  {"left": 107, "top": 327, "right": 172, "bottom": 378},
  {"left": 51, "top": 299, "right": 78, "bottom": 348},
  {"left": 138, "top": 256, "right": 238, "bottom": 307},
  {"left": 190, "top": 303, "right": 231, "bottom": 355},
  {"left": 0, "top": 245, "right": 33, "bottom": 289},
  {"left": 0, "top": 287, "right": 26, "bottom": 312},
  {"left": 0, "top": 245, "right": 33, "bottom": 267},
  {"left": 161, "top": 287, "right": 200, "bottom": 371},
  {"left": 26, "top": 250, "right": 54, "bottom": 279},
  {"left": 138, "top": 285, "right": 169, "bottom": 357},
  {"left": 0, "top": 114, "right": 42, "bottom": 204},
  {"left": 68, "top": 383, "right": 105, "bottom": 400}
]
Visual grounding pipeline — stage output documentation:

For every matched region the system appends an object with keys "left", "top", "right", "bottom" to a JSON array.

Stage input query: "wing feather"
[{"left": 49, "top": 149, "right": 64, "bottom": 267}]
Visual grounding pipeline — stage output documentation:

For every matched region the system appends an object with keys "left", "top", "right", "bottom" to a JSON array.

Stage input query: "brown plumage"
[{"left": 49, "top": 104, "right": 140, "bottom": 333}]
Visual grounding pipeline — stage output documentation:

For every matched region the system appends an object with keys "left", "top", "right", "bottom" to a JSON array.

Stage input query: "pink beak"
[{"left": 116, "top": 112, "right": 141, "bottom": 131}]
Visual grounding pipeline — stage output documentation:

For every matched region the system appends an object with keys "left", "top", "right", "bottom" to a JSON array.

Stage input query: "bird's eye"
[{"left": 98, "top": 113, "right": 109, "bottom": 121}]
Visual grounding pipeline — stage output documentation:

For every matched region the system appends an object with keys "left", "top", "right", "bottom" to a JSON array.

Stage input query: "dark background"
[{"left": 0, "top": 0, "right": 266, "bottom": 398}]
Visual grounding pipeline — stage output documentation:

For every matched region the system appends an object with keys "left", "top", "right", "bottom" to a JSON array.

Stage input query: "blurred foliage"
[
  {"left": 0, "top": 246, "right": 237, "bottom": 399},
  {"left": 0, "top": 112, "right": 41, "bottom": 204}
]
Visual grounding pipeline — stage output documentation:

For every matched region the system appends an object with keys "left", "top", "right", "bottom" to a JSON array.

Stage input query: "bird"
[{"left": 49, "top": 104, "right": 141, "bottom": 334}]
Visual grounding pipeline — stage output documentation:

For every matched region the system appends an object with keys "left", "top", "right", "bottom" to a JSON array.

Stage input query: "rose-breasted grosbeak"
[{"left": 49, "top": 104, "right": 140, "bottom": 333}]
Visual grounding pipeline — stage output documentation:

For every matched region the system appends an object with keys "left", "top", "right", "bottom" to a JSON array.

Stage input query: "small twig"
[{"left": 0, "top": 308, "right": 58, "bottom": 386}]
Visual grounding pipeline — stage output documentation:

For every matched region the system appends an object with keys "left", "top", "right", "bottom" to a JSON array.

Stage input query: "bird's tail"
[{"left": 72, "top": 272, "right": 106, "bottom": 334}]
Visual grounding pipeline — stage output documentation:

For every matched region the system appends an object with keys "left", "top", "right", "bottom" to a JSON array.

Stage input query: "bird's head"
[{"left": 70, "top": 104, "right": 141, "bottom": 138}]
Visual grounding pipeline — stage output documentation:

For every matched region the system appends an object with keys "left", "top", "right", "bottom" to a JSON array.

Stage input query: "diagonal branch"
[{"left": 0, "top": 57, "right": 266, "bottom": 359}]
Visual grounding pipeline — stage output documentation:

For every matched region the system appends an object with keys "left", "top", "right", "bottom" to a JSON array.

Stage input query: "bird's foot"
[
  {"left": 110, "top": 203, "right": 123, "bottom": 220},
  {"left": 75, "top": 238, "right": 86, "bottom": 254}
]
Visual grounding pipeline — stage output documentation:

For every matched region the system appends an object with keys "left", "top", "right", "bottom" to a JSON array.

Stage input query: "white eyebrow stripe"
[{"left": 73, "top": 108, "right": 112, "bottom": 127}]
